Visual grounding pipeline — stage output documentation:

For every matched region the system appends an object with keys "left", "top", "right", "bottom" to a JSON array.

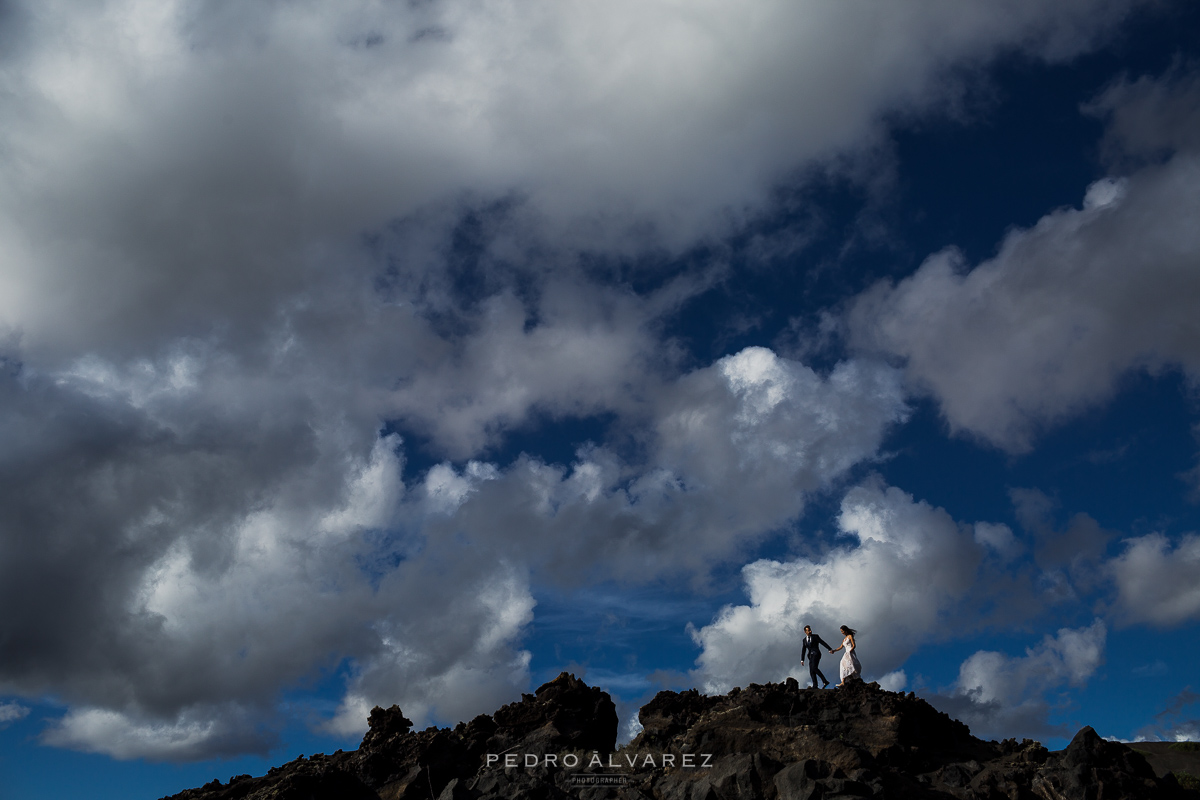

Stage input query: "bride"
[{"left": 828, "top": 625, "right": 861, "bottom": 686}]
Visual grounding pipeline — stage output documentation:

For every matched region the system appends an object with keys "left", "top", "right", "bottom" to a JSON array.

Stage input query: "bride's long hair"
[{"left": 840, "top": 625, "right": 857, "bottom": 636}]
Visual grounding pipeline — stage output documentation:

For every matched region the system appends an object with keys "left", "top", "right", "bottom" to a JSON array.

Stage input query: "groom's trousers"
[{"left": 808, "top": 658, "right": 828, "bottom": 688}]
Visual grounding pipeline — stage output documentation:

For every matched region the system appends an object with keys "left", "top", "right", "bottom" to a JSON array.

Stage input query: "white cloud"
[
  {"left": 42, "top": 704, "right": 272, "bottom": 762},
  {"left": 933, "top": 620, "right": 1107, "bottom": 740},
  {"left": 0, "top": 346, "right": 540, "bottom": 759},
  {"left": 690, "top": 483, "right": 983, "bottom": 693},
  {"left": 1109, "top": 533, "right": 1200, "bottom": 627},
  {"left": 622, "top": 713, "right": 645, "bottom": 746},
  {"left": 326, "top": 567, "right": 536, "bottom": 737},
  {"left": 319, "top": 434, "right": 406, "bottom": 536},
  {"left": 0, "top": 338, "right": 902, "bottom": 759},
  {"left": 958, "top": 620, "right": 1106, "bottom": 699},
  {"left": 0, "top": 701, "right": 29, "bottom": 726},
  {"left": 1082, "top": 176, "right": 1126, "bottom": 209},
  {"left": 877, "top": 670, "right": 907, "bottom": 693},
  {"left": 848, "top": 69, "right": 1200, "bottom": 452},
  {"left": 647, "top": 350, "right": 908, "bottom": 566},
  {"left": 427, "top": 348, "right": 907, "bottom": 582}
]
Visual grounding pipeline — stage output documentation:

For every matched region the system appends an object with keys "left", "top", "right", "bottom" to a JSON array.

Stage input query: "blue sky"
[{"left": 2, "top": 1, "right": 1200, "bottom": 798}]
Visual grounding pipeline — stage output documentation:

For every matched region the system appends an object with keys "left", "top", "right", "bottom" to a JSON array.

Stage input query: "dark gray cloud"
[
  {"left": 1134, "top": 687, "right": 1200, "bottom": 742},
  {"left": 1008, "top": 488, "right": 1116, "bottom": 600},
  {"left": 0, "top": 0, "right": 1136, "bottom": 360},
  {"left": 1089, "top": 65, "right": 1200, "bottom": 167}
]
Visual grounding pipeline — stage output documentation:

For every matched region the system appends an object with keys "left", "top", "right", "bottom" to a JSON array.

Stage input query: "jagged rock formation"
[
  {"left": 162, "top": 673, "right": 1195, "bottom": 800},
  {"left": 162, "top": 672, "right": 618, "bottom": 800}
]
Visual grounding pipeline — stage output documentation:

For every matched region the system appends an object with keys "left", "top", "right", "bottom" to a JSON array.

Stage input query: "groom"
[{"left": 800, "top": 625, "right": 833, "bottom": 689}]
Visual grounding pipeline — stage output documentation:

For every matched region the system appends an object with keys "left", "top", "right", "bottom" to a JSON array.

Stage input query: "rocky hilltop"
[{"left": 161, "top": 673, "right": 1197, "bottom": 799}]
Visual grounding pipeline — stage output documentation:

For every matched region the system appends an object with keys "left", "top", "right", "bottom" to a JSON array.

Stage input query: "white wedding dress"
[{"left": 839, "top": 635, "right": 861, "bottom": 682}]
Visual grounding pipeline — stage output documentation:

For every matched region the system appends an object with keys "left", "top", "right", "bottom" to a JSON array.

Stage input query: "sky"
[{"left": 2, "top": 1, "right": 1200, "bottom": 797}]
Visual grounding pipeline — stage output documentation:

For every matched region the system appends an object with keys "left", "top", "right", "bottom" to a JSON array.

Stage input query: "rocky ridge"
[{"left": 162, "top": 673, "right": 1196, "bottom": 799}]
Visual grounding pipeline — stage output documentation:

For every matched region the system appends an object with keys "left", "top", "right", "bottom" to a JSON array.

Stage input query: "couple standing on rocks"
[{"left": 800, "top": 624, "right": 861, "bottom": 689}]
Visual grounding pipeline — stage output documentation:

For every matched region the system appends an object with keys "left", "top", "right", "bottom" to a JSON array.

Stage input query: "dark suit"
[{"left": 801, "top": 633, "right": 832, "bottom": 688}]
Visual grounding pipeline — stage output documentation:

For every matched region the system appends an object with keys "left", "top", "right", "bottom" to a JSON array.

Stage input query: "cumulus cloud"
[
  {"left": 0, "top": 0, "right": 1149, "bottom": 762},
  {"left": 420, "top": 347, "right": 907, "bottom": 583},
  {"left": 0, "top": 339, "right": 903, "bottom": 758},
  {"left": 325, "top": 565, "right": 536, "bottom": 738},
  {"left": 0, "top": 0, "right": 1137, "bottom": 360},
  {"left": 1109, "top": 533, "right": 1200, "bottom": 627},
  {"left": 877, "top": 670, "right": 908, "bottom": 693},
  {"left": 847, "top": 65, "right": 1200, "bottom": 452},
  {"left": 931, "top": 620, "right": 1107, "bottom": 740},
  {"left": 691, "top": 483, "right": 984, "bottom": 693},
  {"left": 42, "top": 704, "right": 278, "bottom": 762},
  {"left": 0, "top": 352, "right": 540, "bottom": 758},
  {"left": 382, "top": 280, "right": 677, "bottom": 459}
]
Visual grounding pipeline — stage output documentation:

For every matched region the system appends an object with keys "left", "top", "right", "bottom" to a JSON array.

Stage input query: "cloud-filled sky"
[{"left": 2, "top": 1, "right": 1199, "bottom": 797}]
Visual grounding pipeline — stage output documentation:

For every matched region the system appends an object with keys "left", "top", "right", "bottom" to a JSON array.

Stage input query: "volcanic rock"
[{"left": 161, "top": 674, "right": 1195, "bottom": 800}]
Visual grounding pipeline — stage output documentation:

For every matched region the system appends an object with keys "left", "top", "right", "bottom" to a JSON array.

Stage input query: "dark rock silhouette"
[
  {"left": 1130, "top": 742, "right": 1200, "bottom": 787},
  {"left": 160, "top": 673, "right": 1195, "bottom": 799}
]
